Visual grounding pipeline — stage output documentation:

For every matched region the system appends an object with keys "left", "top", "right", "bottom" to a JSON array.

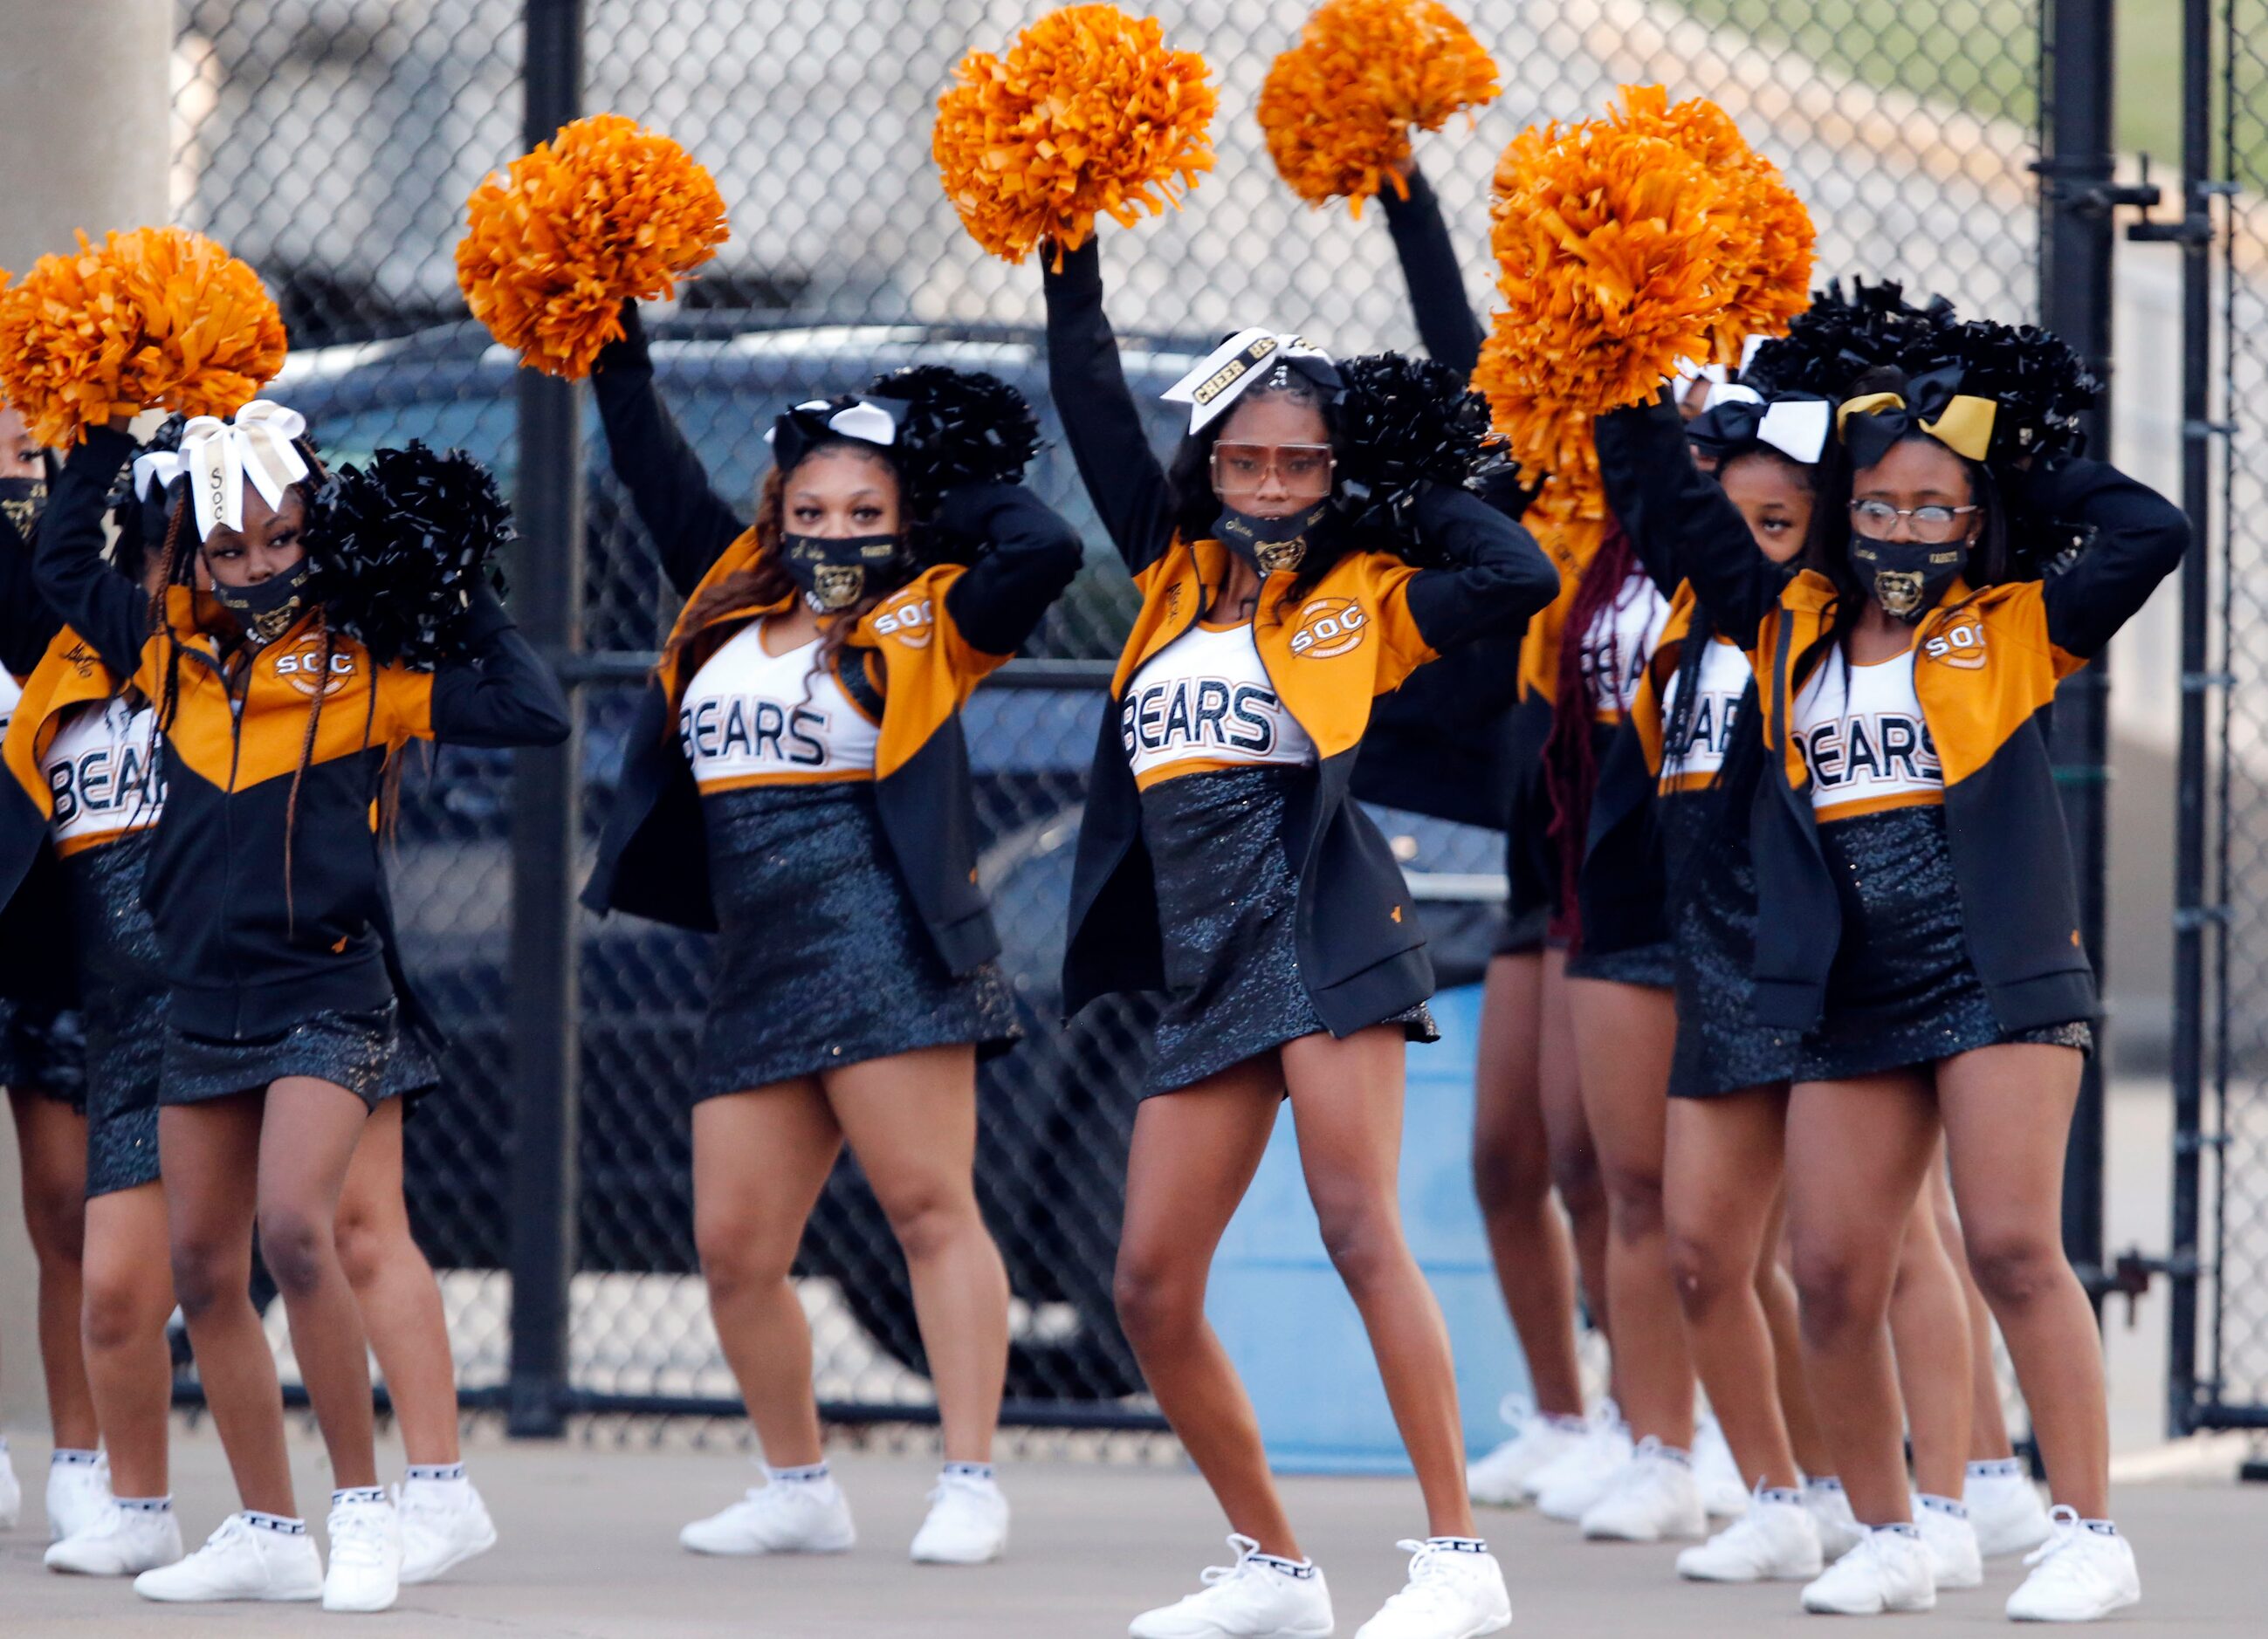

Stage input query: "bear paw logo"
[{"left": 1289, "top": 597, "right": 1368, "bottom": 660}]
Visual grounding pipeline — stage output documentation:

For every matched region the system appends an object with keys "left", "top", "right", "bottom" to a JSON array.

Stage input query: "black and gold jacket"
[{"left": 17, "top": 427, "right": 571, "bottom": 1040}]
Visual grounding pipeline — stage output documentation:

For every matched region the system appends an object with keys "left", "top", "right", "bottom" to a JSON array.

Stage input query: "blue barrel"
[{"left": 1204, "top": 984, "right": 1529, "bottom": 1473}]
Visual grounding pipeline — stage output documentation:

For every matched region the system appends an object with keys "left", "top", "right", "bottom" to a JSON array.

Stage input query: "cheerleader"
[
  {"left": 582, "top": 302, "right": 1080, "bottom": 1565},
  {"left": 1041, "top": 235, "right": 1556, "bottom": 1639},
  {"left": 0, "top": 398, "right": 109, "bottom": 1546},
  {"left": 2, "top": 448, "right": 498, "bottom": 1585},
  {"left": 29, "top": 404, "right": 568, "bottom": 1613},
  {"left": 1612, "top": 345, "right": 2187, "bottom": 1619}
]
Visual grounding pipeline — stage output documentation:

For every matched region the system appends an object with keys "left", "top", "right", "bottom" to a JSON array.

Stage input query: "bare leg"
[
  {"left": 1932, "top": 1168, "right": 2017, "bottom": 1459},
  {"left": 1936, "top": 1044, "right": 2107, "bottom": 1517},
  {"left": 1284, "top": 1025, "right": 1475, "bottom": 1539},
  {"left": 1759, "top": 1198, "right": 1834, "bottom": 1478},
  {"left": 1539, "top": 950, "right": 1609, "bottom": 1361},
  {"left": 1665, "top": 1087, "right": 1799, "bottom": 1489},
  {"left": 162, "top": 1094, "right": 294, "bottom": 1515},
  {"left": 1471, "top": 953, "right": 1584, "bottom": 1416},
  {"left": 1887, "top": 1162, "right": 1972, "bottom": 1500},
  {"left": 255, "top": 1078, "right": 381, "bottom": 1492},
  {"left": 691, "top": 1081, "right": 842, "bottom": 1468},
  {"left": 79, "top": 1183, "right": 175, "bottom": 1499},
  {"left": 1783, "top": 1072, "right": 1940, "bottom": 1526},
  {"left": 1115, "top": 1058, "right": 1296, "bottom": 1557},
  {"left": 1567, "top": 977, "right": 1691, "bottom": 1446},
  {"left": 827, "top": 1044, "right": 1008, "bottom": 1464},
  {"left": 335, "top": 1100, "right": 459, "bottom": 1466},
  {"left": 10, "top": 1088, "right": 97, "bottom": 1449}
]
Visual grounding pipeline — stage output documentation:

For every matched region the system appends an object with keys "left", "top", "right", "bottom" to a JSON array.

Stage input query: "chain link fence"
[{"left": 167, "top": 0, "right": 2045, "bottom": 1425}]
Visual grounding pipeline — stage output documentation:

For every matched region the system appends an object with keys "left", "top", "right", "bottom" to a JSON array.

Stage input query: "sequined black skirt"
[
  {"left": 1565, "top": 940, "right": 1676, "bottom": 988},
  {"left": 694, "top": 781, "right": 1018, "bottom": 1100},
  {"left": 162, "top": 1001, "right": 402, "bottom": 1110},
  {"left": 1660, "top": 795, "right": 1796, "bottom": 1099},
  {"left": 1792, "top": 805, "right": 2093, "bottom": 1082},
  {"left": 0, "top": 995, "right": 86, "bottom": 1108},
  {"left": 68, "top": 833, "right": 166, "bottom": 1195},
  {"left": 1138, "top": 765, "right": 1436, "bottom": 1096}
]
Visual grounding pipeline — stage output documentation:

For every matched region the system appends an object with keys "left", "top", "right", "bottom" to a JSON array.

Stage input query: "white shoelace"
[
  {"left": 1375, "top": 1540, "right": 1462, "bottom": 1615},
  {"left": 1197, "top": 1533, "right": 1264, "bottom": 1591},
  {"left": 328, "top": 1503, "right": 392, "bottom": 1567},
  {"left": 200, "top": 1514, "right": 257, "bottom": 1555},
  {"left": 2021, "top": 1505, "right": 2086, "bottom": 1574},
  {"left": 1495, "top": 1392, "right": 1536, "bottom": 1430}
]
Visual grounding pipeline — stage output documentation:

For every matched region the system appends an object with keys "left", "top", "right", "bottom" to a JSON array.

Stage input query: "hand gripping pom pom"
[
  {"left": 1333, "top": 352, "right": 1505, "bottom": 538},
  {"left": 0, "top": 228, "right": 287, "bottom": 447},
  {"left": 305, "top": 443, "right": 514, "bottom": 669},
  {"left": 932, "top": 4, "right": 1216, "bottom": 267},
  {"left": 1257, "top": 0, "right": 1499, "bottom": 216},
  {"left": 864, "top": 366, "right": 1042, "bottom": 522},
  {"left": 456, "top": 113, "right": 728, "bottom": 381}
]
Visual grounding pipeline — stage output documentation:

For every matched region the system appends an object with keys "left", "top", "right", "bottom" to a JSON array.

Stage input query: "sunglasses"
[{"left": 1211, "top": 442, "right": 1335, "bottom": 495}]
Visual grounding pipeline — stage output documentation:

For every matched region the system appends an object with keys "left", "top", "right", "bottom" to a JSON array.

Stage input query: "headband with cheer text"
[{"left": 1163, "top": 328, "right": 1342, "bottom": 434}]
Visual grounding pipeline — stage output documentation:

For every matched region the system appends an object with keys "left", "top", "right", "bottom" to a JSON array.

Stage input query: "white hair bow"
[
  {"left": 155, "top": 401, "right": 313, "bottom": 541},
  {"left": 1699, "top": 384, "right": 1832, "bottom": 464}
]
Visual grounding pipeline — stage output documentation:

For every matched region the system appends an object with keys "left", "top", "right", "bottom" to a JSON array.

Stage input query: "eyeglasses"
[
  {"left": 1212, "top": 442, "right": 1335, "bottom": 496},
  {"left": 1849, "top": 499, "right": 1982, "bottom": 543}
]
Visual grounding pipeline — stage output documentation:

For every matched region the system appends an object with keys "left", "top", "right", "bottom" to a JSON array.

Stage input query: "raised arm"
[
  {"left": 1595, "top": 397, "right": 1781, "bottom": 648},
  {"left": 0, "top": 498, "right": 64, "bottom": 681},
  {"left": 1040, "top": 238, "right": 1179, "bottom": 573},
  {"left": 1377, "top": 164, "right": 1484, "bottom": 378},
  {"left": 31, "top": 428, "right": 150, "bottom": 679},
  {"left": 590, "top": 300, "right": 748, "bottom": 597},
  {"left": 2031, "top": 456, "right": 2191, "bottom": 661},
  {"left": 1381, "top": 481, "right": 1560, "bottom": 682},
  {"left": 416, "top": 583, "right": 572, "bottom": 748},
  {"left": 936, "top": 480, "right": 1084, "bottom": 657}
]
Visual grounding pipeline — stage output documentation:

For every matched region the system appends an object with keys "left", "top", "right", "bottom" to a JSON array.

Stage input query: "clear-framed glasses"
[
  {"left": 1849, "top": 498, "right": 1982, "bottom": 543},
  {"left": 1212, "top": 442, "right": 1335, "bottom": 497}
]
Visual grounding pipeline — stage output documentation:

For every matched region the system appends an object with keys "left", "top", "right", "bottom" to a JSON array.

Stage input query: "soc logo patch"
[
  {"left": 874, "top": 593, "right": 935, "bottom": 650},
  {"left": 274, "top": 634, "right": 356, "bottom": 698},
  {"left": 1923, "top": 620, "right": 1987, "bottom": 671},
  {"left": 1289, "top": 597, "right": 1368, "bottom": 660}
]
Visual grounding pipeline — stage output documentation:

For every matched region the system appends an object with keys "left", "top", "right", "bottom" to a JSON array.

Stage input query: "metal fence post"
[
  {"left": 2037, "top": 0, "right": 2118, "bottom": 1305},
  {"left": 505, "top": 0, "right": 587, "bottom": 1439}
]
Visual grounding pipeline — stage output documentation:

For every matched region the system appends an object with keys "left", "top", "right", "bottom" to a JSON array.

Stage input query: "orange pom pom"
[
  {"left": 457, "top": 113, "right": 728, "bottom": 381},
  {"left": 933, "top": 4, "right": 1216, "bottom": 266},
  {"left": 0, "top": 228, "right": 286, "bottom": 447},
  {"left": 1257, "top": 0, "right": 1499, "bottom": 217},
  {"left": 1471, "top": 113, "right": 1730, "bottom": 483}
]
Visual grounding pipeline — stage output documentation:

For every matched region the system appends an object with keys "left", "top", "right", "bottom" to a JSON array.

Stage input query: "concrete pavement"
[{"left": 3, "top": 1427, "right": 2263, "bottom": 1636}]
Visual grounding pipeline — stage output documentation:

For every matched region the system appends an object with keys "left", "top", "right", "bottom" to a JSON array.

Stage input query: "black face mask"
[
  {"left": 0, "top": 477, "right": 46, "bottom": 541},
  {"left": 1849, "top": 533, "right": 1967, "bottom": 624},
  {"left": 207, "top": 557, "right": 314, "bottom": 645},
  {"left": 1213, "top": 498, "right": 1331, "bottom": 576},
  {"left": 779, "top": 532, "right": 909, "bottom": 613}
]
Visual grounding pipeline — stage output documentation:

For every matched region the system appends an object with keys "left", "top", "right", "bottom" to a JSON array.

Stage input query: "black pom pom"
[
  {"left": 1933, "top": 319, "right": 2100, "bottom": 463},
  {"left": 863, "top": 366, "right": 1041, "bottom": 522},
  {"left": 1742, "top": 278, "right": 1959, "bottom": 400},
  {"left": 1332, "top": 352, "right": 1505, "bottom": 547},
  {"left": 304, "top": 442, "right": 513, "bottom": 669}
]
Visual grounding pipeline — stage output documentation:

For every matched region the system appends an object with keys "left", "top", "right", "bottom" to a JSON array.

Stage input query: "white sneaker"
[
  {"left": 1914, "top": 1495, "right": 1983, "bottom": 1590},
  {"left": 1128, "top": 1533, "right": 1334, "bottom": 1638},
  {"left": 322, "top": 1492, "right": 402, "bottom": 1614},
  {"left": 1580, "top": 1437, "right": 1708, "bottom": 1542},
  {"left": 397, "top": 1475, "right": 498, "bottom": 1584},
  {"left": 45, "top": 1503, "right": 184, "bottom": 1575},
  {"left": 1799, "top": 1526, "right": 1936, "bottom": 1615},
  {"left": 1677, "top": 1485, "right": 1824, "bottom": 1582},
  {"left": 134, "top": 1512, "right": 324, "bottom": 1602},
  {"left": 680, "top": 1475, "right": 856, "bottom": 1555},
  {"left": 1803, "top": 1478, "right": 1866, "bottom": 1560},
  {"left": 1355, "top": 1540, "right": 1511, "bottom": 1639},
  {"left": 2003, "top": 1507, "right": 2140, "bottom": 1622},
  {"left": 911, "top": 1471, "right": 1008, "bottom": 1565},
  {"left": 1967, "top": 1464, "right": 2054, "bottom": 1558},
  {"left": 1694, "top": 1417, "right": 1750, "bottom": 1518},
  {"left": 0, "top": 1444, "right": 19, "bottom": 1529},
  {"left": 46, "top": 1453, "right": 112, "bottom": 1542},
  {"left": 1467, "top": 1396, "right": 1584, "bottom": 1507},
  {"left": 1530, "top": 1402, "right": 1633, "bottom": 1521}
]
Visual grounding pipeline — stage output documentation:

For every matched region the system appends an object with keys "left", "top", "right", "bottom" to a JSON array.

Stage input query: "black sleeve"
[
  {"left": 1377, "top": 164, "right": 1484, "bottom": 378},
  {"left": 427, "top": 583, "right": 573, "bottom": 748},
  {"left": 2030, "top": 456, "right": 2191, "bottom": 660},
  {"left": 1040, "top": 238, "right": 1179, "bottom": 573},
  {"left": 1595, "top": 397, "right": 1780, "bottom": 647},
  {"left": 1401, "top": 482, "right": 1561, "bottom": 655},
  {"left": 936, "top": 480, "right": 1085, "bottom": 657},
  {"left": 31, "top": 428, "right": 148, "bottom": 679},
  {"left": 0, "top": 512, "right": 64, "bottom": 680},
  {"left": 591, "top": 300, "right": 748, "bottom": 598}
]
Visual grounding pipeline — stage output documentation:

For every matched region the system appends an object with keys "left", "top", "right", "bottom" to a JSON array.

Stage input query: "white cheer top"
[
  {"left": 1123, "top": 620, "right": 1316, "bottom": 790},
  {"left": 1657, "top": 637, "right": 1753, "bottom": 795},
  {"left": 678, "top": 621, "right": 879, "bottom": 792},
  {"left": 1790, "top": 644, "right": 1943, "bottom": 820},
  {"left": 1577, "top": 572, "right": 1672, "bottom": 723},
  {"left": 42, "top": 696, "right": 166, "bottom": 855}
]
